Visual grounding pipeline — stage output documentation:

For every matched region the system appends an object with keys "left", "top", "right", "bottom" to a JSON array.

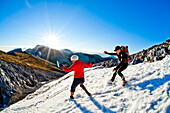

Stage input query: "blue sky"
[{"left": 0, "top": 0, "right": 170, "bottom": 54}]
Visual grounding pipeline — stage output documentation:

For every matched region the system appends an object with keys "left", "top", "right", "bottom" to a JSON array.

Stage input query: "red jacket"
[{"left": 62, "top": 60, "right": 93, "bottom": 78}]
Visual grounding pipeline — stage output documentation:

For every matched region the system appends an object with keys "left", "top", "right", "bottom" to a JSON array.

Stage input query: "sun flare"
[{"left": 41, "top": 32, "right": 62, "bottom": 49}]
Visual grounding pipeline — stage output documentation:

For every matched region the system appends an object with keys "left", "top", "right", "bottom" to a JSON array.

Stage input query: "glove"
[
  {"left": 59, "top": 63, "right": 63, "bottom": 67},
  {"left": 90, "top": 61, "right": 94, "bottom": 64},
  {"left": 104, "top": 51, "right": 107, "bottom": 54},
  {"left": 112, "top": 68, "right": 116, "bottom": 72}
]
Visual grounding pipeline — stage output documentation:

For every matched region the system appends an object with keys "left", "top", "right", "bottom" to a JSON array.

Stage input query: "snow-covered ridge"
[
  {"left": 130, "top": 39, "right": 170, "bottom": 65},
  {"left": 1, "top": 55, "right": 170, "bottom": 113},
  {"left": 94, "top": 39, "right": 170, "bottom": 68}
]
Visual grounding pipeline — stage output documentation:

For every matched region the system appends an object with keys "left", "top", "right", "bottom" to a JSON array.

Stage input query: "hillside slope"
[
  {"left": 0, "top": 50, "right": 65, "bottom": 107},
  {"left": 1, "top": 55, "right": 170, "bottom": 113}
]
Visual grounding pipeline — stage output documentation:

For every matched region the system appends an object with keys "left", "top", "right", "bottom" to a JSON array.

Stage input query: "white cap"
[{"left": 71, "top": 55, "right": 79, "bottom": 61}]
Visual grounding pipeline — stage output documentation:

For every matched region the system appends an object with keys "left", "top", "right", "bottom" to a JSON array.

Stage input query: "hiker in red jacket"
[{"left": 59, "top": 55, "right": 94, "bottom": 99}]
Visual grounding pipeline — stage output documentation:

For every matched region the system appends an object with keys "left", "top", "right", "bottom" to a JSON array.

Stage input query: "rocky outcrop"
[
  {"left": 93, "top": 58, "right": 118, "bottom": 68},
  {"left": 0, "top": 51, "right": 65, "bottom": 108},
  {"left": 94, "top": 39, "right": 170, "bottom": 68},
  {"left": 130, "top": 39, "right": 170, "bottom": 65}
]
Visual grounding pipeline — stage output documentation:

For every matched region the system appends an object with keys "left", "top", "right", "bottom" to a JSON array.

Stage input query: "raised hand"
[
  {"left": 90, "top": 61, "right": 94, "bottom": 64},
  {"left": 59, "top": 63, "right": 63, "bottom": 67},
  {"left": 104, "top": 51, "right": 108, "bottom": 54}
]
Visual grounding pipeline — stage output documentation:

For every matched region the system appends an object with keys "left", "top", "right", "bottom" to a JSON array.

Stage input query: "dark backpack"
[{"left": 121, "top": 46, "right": 130, "bottom": 63}]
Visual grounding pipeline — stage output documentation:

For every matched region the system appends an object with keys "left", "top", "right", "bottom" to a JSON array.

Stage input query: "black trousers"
[
  {"left": 71, "top": 78, "right": 85, "bottom": 92},
  {"left": 0, "top": 87, "right": 3, "bottom": 105},
  {"left": 111, "top": 63, "right": 128, "bottom": 81}
]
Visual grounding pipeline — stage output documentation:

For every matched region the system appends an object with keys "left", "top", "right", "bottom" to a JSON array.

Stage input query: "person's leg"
[
  {"left": 70, "top": 92, "right": 74, "bottom": 99},
  {"left": 70, "top": 78, "right": 79, "bottom": 99},
  {"left": 117, "top": 64, "right": 128, "bottom": 86},
  {"left": 79, "top": 78, "right": 91, "bottom": 96},
  {"left": 117, "top": 64, "right": 127, "bottom": 80},
  {"left": 111, "top": 64, "right": 126, "bottom": 82},
  {"left": 80, "top": 84, "right": 91, "bottom": 96},
  {"left": 0, "top": 87, "right": 3, "bottom": 107},
  {"left": 111, "top": 72, "right": 117, "bottom": 82}
]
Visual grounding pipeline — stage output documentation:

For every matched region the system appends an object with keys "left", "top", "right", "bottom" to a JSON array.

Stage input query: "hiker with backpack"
[
  {"left": 59, "top": 55, "right": 94, "bottom": 99},
  {"left": 104, "top": 46, "right": 130, "bottom": 86}
]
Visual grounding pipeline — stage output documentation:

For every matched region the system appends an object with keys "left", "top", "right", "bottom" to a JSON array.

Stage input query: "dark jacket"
[{"left": 105, "top": 51, "right": 128, "bottom": 70}]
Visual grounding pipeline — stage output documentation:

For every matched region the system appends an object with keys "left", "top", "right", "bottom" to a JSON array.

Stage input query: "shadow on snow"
[
  {"left": 72, "top": 99, "right": 93, "bottom": 113},
  {"left": 135, "top": 74, "right": 170, "bottom": 93},
  {"left": 166, "top": 105, "right": 170, "bottom": 113},
  {"left": 89, "top": 96, "right": 116, "bottom": 113},
  {"left": 71, "top": 97, "right": 116, "bottom": 113}
]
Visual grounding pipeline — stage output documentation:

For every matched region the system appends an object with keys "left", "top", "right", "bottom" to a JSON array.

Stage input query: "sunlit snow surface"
[{"left": 1, "top": 56, "right": 170, "bottom": 113}]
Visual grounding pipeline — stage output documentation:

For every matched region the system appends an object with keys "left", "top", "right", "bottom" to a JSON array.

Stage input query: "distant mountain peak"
[{"left": 26, "top": 45, "right": 114, "bottom": 67}]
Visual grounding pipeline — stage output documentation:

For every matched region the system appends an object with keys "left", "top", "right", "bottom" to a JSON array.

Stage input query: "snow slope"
[{"left": 1, "top": 56, "right": 170, "bottom": 113}]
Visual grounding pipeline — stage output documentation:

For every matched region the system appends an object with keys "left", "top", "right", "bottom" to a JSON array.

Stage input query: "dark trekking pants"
[
  {"left": 71, "top": 78, "right": 85, "bottom": 92},
  {"left": 111, "top": 63, "right": 128, "bottom": 81},
  {"left": 0, "top": 87, "right": 3, "bottom": 105}
]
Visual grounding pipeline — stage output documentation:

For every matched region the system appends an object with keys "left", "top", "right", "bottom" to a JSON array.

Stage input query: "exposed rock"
[
  {"left": 94, "top": 39, "right": 170, "bottom": 67},
  {"left": 129, "top": 39, "right": 170, "bottom": 65},
  {"left": 0, "top": 51, "right": 65, "bottom": 108},
  {"left": 93, "top": 58, "right": 118, "bottom": 68}
]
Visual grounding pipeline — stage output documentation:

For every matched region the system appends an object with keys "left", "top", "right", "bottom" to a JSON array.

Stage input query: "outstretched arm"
[
  {"left": 83, "top": 62, "right": 93, "bottom": 68},
  {"left": 104, "top": 51, "right": 117, "bottom": 55},
  {"left": 61, "top": 64, "right": 74, "bottom": 73}
]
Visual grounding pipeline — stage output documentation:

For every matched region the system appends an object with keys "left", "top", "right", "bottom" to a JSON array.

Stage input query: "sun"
[{"left": 41, "top": 32, "right": 61, "bottom": 49}]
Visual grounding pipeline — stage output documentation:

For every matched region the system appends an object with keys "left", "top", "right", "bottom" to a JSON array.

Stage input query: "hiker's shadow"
[
  {"left": 135, "top": 74, "right": 170, "bottom": 93},
  {"left": 72, "top": 99, "right": 93, "bottom": 113},
  {"left": 72, "top": 97, "right": 116, "bottom": 113},
  {"left": 166, "top": 105, "right": 170, "bottom": 113},
  {"left": 89, "top": 96, "right": 116, "bottom": 113}
]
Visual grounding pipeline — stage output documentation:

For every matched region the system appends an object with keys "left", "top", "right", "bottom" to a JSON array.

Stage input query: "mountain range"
[{"left": 25, "top": 45, "right": 114, "bottom": 67}]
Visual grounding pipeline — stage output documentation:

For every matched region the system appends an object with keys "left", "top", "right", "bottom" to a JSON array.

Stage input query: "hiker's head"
[
  {"left": 71, "top": 55, "right": 79, "bottom": 62},
  {"left": 114, "top": 46, "right": 121, "bottom": 54}
]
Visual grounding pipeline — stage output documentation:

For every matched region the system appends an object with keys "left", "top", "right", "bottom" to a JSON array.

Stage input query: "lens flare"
[{"left": 42, "top": 32, "right": 61, "bottom": 49}]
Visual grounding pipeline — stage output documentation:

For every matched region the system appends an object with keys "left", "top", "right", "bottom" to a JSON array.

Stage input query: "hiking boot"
[
  {"left": 70, "top": 96, "right": 74, "bottom": 99},
  {"left": 107, "top": 80, "right": 113, "bottom": 84},
  {"left": 123, "top": 81, "right": 127, "bottom": 86}
]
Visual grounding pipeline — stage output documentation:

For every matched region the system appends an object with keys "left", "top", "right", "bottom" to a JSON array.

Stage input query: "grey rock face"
[
  {"left": 93, "top": 58, "right": 118, "bottom": 68},
  {"left": 129, "top": 39, "right": 170, "bottom": 65},
  {"left": 94, "top": 39, "right": 170, "bottom": 67},
  {"left": 0, "top": 60, "right": 64, "bottom": 107}
]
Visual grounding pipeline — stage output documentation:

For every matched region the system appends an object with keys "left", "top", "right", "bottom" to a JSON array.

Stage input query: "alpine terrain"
[{"left": 1, "top": 55, "right": 170, "bottom": 113}]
